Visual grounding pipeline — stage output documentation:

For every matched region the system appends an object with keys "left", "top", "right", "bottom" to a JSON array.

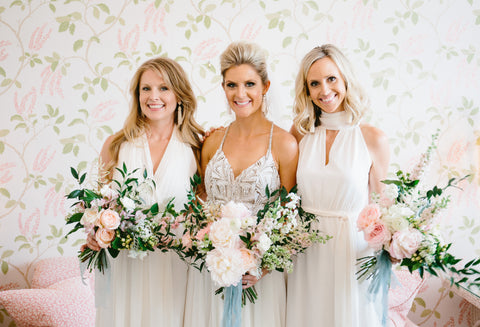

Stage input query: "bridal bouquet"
[
  {"left": 65, "top": 163, "right": 180, "bottom": 273},
  {"left": 178, "top": 175, "right": 330, "bottom": 305},
  {"left": 356, "top": 132, "right": 479, "bottom": 325}
]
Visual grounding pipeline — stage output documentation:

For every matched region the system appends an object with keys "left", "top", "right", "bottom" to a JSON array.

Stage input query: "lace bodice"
[{"left": 204, "top": 123, "right": 280, "bottom": 214}]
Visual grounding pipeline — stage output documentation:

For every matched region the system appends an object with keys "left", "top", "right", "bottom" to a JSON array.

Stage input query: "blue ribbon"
[
  {"left": 222, "top": 283, "right": 242, "bottom": 327},
  {"left": 367, "top": 250, "right": 392, "bottom": 327}
]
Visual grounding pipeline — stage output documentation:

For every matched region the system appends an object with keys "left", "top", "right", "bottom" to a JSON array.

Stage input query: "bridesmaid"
[
  {"left": 184, "top": 41, "right": 298, "bottom": 327},
  {"left": 286, "top": 44, "right": 390, "bottom": 326},
  {"left": 85, "top": 57, "right": 204, "bottom": 327}
]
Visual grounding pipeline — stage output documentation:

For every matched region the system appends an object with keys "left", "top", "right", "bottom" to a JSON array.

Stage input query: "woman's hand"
[
  {"left": 241, "top": 268, "right": 268, "bottom": 289},
  {"left": 81, "top": 231, "right": 101, "bottom": 252}
]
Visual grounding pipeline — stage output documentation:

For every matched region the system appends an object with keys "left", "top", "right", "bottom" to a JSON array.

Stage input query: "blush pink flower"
[
  {"left": 195, "top": 224, "right": 211, "bottom": 241},
  {"left": 364, "top": 221, "right": 391, "bottom": 251},
  {"left": 182, "top": 233, "right": 193, "bottom": 249},
  {"left": 40, "top": 66, "right": 64, "bottom": 98},
  {"left": 0, "top": 40, "right": 12, "bottom": 61},
  {"left": 194, "top": 38, "right": 222, "bottom": 61},
  {"left": 99, "top": 209, "right": 121, "bottom": 230},
  {"left": 389, "top": 229, "right": 423, "bottom": 260},
  {"left": 118, "top": 25, "right": 140, "bottom": 53},
  {"left": 240, "top": 248, "right": 259, "bottom": 276},
  {"left": 205, "top": 247, "right": 245, "bottom": 287},
  {"left": 209, "top": 219, "right": 237, "bottom": 248},
  {"left": 143, "top": 3, "right": 166, "bottom": 35},
  {"left": 357, "top": 203, "right": 381, "bottom": 231},
  {"left": 0, "top": 162, "right": 15, "bottom": 184},
  {"left": 95, "top": 228, "right": 116, "bottom": 248}
]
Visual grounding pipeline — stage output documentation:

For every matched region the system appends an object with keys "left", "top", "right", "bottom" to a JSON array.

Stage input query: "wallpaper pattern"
[{"left": 0, "top": 0, "right": 479, "bottom": 326}]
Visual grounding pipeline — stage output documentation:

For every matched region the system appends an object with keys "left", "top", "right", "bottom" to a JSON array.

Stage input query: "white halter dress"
[
  {"left": 286, "top": 111, "right": 382, "bottom": 327},
  {"left": 184, "top": 123, "right": 286, "bottom": 327},
  {"left": 95, "top": 128, "right": 196, "bottom": 327}
]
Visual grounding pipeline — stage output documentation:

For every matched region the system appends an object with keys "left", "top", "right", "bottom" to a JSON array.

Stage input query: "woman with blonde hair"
[
  {"left": 184, "top": 41, "right": 298, "bottom": 327},
  {"left": 85, "top": 56, "right": 204, "bottom": 327},
  {"left": 286, "top": 44, "right": 389, "bottom": 326}
]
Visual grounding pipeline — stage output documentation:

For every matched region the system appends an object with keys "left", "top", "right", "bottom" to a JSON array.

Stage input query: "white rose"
[
  {"left": 99, "top": 184, "right": 117, "bottom": 199},
  {"left": 383, "top": 184, "right": 399, "bottom": 201},
  {"left": 221, "top": 201, "right": 251, "bottom": 231},
  {"left": 240, "top": 215, "right": 257, "bottom": 229},
  {"left": 121, "top": 197, "right": 136, "bottom": 212},
  {"left": 209, "top": 219, "right": 237, "bottom": 248},
  {"left": 205, "top": 248, "right": 245, "bottom": 287},
  {"left": 257, "top": 233, "right": 272, "bottom": 253},
  {"left": 80, "top": 208, "right": 100, "bottom": 227}
]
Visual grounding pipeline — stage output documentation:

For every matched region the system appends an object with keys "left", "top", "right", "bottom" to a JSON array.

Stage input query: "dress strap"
[
  {"left": 267, "top": 122, "right": 274, "bottom": 153},
  {"left": 219, "top": 125, "right": 230, "bottom": 150}
]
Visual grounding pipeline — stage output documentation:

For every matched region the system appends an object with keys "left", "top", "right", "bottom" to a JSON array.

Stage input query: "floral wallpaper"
[{"left": 0, "top": 0, "right": 479, "bottom": 326}]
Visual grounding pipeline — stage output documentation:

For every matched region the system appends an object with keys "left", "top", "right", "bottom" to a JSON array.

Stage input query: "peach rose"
[
  {"left": 95, "top": 228, "right": 116, "bottom": 248},
  {"left": 80, "top": 208, "right": 100, "bottom": 227},
  {"left": 239, "top": 248, "right": 259, "bottom": 276},
  {"left": 357, "top": 203, "right": 381, "bottom": 231},
  {"left": 364, "top": 221, "right": 391, "bottom": 251},
  {"left": 99, "top": 209, "right": 121, "bottom": 230},
  {"left": 182, "top": 233, "right": 193, "bottom": 249}
]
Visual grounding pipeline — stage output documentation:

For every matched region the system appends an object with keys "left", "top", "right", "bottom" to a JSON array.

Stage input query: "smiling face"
[
  {"left": 306, "top": 57, "right": 346, "bottom": 114},
  {"left": 222, "top": 64, "right": 270, "bottom": 119},
  {"left": 138, "top": 69, "right": 177, "bottom": 124}
]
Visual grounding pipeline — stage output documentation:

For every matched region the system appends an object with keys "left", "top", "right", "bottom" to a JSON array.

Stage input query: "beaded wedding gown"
[
  {"left": 286, "top": 111, "right": 382, "bottom": 327},
  {"left": 95, "top": 128, "right": 196, "bottom": 327},
  {"left": 184, "top": 123, "right": 286, "bottom": 327}
]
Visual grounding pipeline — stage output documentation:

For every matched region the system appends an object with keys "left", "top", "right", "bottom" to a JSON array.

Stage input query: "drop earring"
[{"left": 176, "top": 102, "right": 184, "bottom": 126}]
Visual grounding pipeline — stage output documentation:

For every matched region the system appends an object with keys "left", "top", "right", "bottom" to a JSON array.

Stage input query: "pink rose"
[
  {"left": 357, "top": 204, "right": 381, "bottom": 231},
  {"left": 389, "top": 228, "right": 423, "bottom": 260},
  {"left": 95, "top": 228, "right": 116, "bottom": 248},
  {"left": 195, "top": 223, "right": 211, "bottom": 241},
  {"left": 182, "top": 233, "right": 193, "bottom": 249},
  {"left": 364, "top": 221, "right": 391, "bottom": 251},
  {"left": 239, "top": 248, "right": 259, "bottom": 276},
  {"left": 99, "top": 209, "right": 121, "bottom": 230}
]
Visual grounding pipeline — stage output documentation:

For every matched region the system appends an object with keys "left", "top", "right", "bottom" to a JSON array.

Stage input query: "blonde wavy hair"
[
  {"left": 105, "top": 57, "right": 204, "bottom": 174},
  {"left": 293, "top": 44, "right": 369, "bottom": 135}
]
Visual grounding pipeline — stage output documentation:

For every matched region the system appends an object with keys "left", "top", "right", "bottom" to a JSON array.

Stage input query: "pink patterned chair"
[
  {"left": 0, "top": 256, "right": 95, "bottom": 327},
  {"left": 388, "top": 267, "right": 426, "bottom": 327}
]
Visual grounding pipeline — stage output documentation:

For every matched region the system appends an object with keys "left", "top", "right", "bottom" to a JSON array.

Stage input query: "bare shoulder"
[
  {"left": 360, "top": 123, "right": 389, "bottom": 152},
  {"left": 273, "top": 125, "right": 298, "bottom": 152},
  {"left": 289, "top": 124, "right": 304, "bottom": 144},
  {"left": 201, "top": 127, "right": 226, "bottom": 159}
]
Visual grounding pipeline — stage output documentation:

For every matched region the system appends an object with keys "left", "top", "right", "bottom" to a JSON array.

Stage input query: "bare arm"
[
  {"left": 289, "top": 124, "right": 304, "bottom": 144},
  {"left": 361, "top": 124, "right": 390, "bottom": 200}
]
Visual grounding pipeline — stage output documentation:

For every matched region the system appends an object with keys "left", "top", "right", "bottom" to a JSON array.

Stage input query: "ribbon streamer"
[
  {"left": 367, "top": 250, "right": 392, "bottom": 327},
  {"left": 222, "top": 283, "right": 242, "bottom": 327}
]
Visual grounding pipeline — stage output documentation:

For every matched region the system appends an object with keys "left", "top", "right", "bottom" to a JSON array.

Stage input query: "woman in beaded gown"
[
  {"left": 84, "top": 57, "right": 204, "bottom": 327},
  {"left": 183, "top": 41, "right": 298, "bottom": 327},
  {"left": 285, "top": 44, "right": 390, "bottom": 327}
]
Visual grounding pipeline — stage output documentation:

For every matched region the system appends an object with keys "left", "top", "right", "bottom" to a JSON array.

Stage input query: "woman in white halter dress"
[
  {"left": 85, "top": 57, "right": 204, "bottom": 327},
  {"left": 286, "top": 45, "right": 390, "bottom": 326},
  {"left": 184, "top": 41, "right": 298, "bottom": 327}
]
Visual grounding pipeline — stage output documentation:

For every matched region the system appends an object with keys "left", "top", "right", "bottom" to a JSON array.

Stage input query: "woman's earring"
[{"left": 176, "top": 102, "right": 184, "bottom": 126}]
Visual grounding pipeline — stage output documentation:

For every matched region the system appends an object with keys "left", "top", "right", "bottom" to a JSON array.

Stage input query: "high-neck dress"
[
  {"left": 286, "top": 111, "right": 382, "bottom": 327},
  {"left": 184, "top": 123, "right": 286, "bottom": 327},
  {"left": 95, "top": 128, "right": 196, "bottom": 327}
]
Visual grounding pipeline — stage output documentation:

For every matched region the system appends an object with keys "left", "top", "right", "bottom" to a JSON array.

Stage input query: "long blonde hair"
[
  {"left": 293, "top": 44, "right": 369, "bottom": 135},
  {"left": 105, "top": 57, "right": 204, "bottom": 173}
]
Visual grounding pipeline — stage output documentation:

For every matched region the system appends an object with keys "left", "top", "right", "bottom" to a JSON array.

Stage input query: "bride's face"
[{"left": 222, "top": 64, "right": 270, "bottom": 119}]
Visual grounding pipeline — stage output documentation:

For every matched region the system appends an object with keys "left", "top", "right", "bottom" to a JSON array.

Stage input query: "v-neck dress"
[
  {"left": 95, "top": 127, "right": 196, "bottom": 327},
  {"left": 184, "top": 123, "right": 286, "bottom": 327},
  {"left": 285, "top": 111, "right": 382, "bottom": 327}
]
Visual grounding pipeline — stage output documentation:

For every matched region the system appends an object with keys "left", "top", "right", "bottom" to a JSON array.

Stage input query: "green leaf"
[
  {"left": 1, "top": 250, "right": 14, "bottom": 259},
  {"left": 282, "top": 36, "right": 292, "bottom": 48},
  {"left": 73, "top": 39, "right": 84, "bottom": 51},
  {"left": 1, "top": 261, "right": 8, "bottom": 274}
]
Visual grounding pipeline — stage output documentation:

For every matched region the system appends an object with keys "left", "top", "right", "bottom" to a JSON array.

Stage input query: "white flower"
[
  {"left": 209, "top": 219, "right": 237, "bottom": 248},
  {"left": 99, "top": 184, "right": 117, "bottom": 199},
  {"left": 221, "top": 201, "right": 251, "bottom": 232},
  {"left": 80, "top": 208, "right": 100, "bottom": 227},
  {"left": 257, "top": 233, "right": 272, "bottom": 253},
  {"left": 389, "top": 228, "right": 423, "bottom": 260},
  {"left": 121, "top": 197, "right": 136, "bottom": 212},
  {"left": 383, "top": 204, "right": 414, "bottom": 232},
  {"left": 383, "top": 184, "right": 399, "bottom": 201},
  {"left": 240, "top": 215, "right": 257, "bottom": 229},
  {"left": 205, "top": 248, "right": 245, "bottom": 287}
]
